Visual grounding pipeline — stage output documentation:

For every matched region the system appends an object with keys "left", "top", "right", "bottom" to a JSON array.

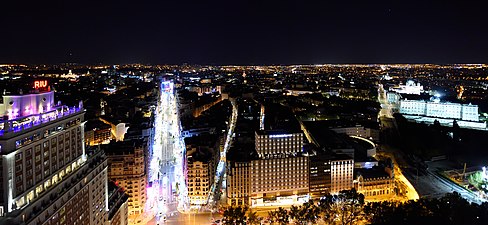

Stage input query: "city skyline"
[
  {"left": 2, "top": 1, "right": 488, "bottom": 224},
  {"left": 1, "top": 64, "right": 488, "bottom": 224}
]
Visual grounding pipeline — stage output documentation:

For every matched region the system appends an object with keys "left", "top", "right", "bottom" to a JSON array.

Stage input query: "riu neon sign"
[{"left": 34, "top": 80, "right": 48, "bottom": 89}]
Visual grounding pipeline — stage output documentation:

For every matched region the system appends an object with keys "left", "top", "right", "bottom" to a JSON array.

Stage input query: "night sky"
[{"left": 1, "top": 0, "right": 487, "bottom": 65}]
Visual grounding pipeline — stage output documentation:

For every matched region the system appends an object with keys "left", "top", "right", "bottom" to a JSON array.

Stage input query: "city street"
[
  {"left": 377, "top": 84, "right": 419, "bottom": 201},
  {"left": 207, "top": 98, "right": 238, "bottom": 210},
  {"left": 142, "top": 80, "right": 189, "bottom": 225},
  {"left": 147, "top": 212, "right": 219, "bottom": 225},
  {"left": 377, "top": 84, "right": 394, "bottom": 119}
]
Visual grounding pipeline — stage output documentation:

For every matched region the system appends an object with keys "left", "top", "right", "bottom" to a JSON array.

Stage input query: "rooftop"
[
  {"left": 103, "top": 139, "right": 145, "bottom": 155},
  {"left": 262, "top": 103, "right": 301, "bottom": 132},
  {"left": 0, "top": 104, "right": 83, "bottom": 138},
  {"left": 355, "top": 166, "right": 391, "bottom": 180},
  {"left": 303, "top": 121, "right": 353, "bottom": 150}
]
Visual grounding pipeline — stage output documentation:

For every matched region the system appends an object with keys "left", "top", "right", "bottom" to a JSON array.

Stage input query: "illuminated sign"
[
  {"left": 269, "top": 134, "right": 293, "bottom": 138},
  {"left": 34, "top": 80, "right": 48, "bottom": 89}
]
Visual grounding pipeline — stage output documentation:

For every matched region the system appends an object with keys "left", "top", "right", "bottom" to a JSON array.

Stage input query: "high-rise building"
[
  {"left": 330, "top": 157, "right": 354, "bottom": 194},
  {"left": 250, "top": 155, "right": 309, "bottom": 206},
  {"left": 227, "top": 161, "right": 251, "bottom": 206},
  {"left": 0, "top": 84, "right": 109, "bottom": 225},
  {"left": 227, "top": 103, "right": 310, "bottom": 207},
  {"left": 309, "top": 153, "right": 354, "bottom": 197},
  {"left": 255, "top": 131, "right": 303, "bottom": 157},
  {"left": 104, "top": 139, "right": 147, "bottom": 216},
  {"left": 227, "top": 130, "right": 309, "bottom": 207},
  {"left": 107, "top": 181, "right": 129, "bottom": 225},
  {"left": 185, "top": 134, "right": 220, "bottom": 205}
]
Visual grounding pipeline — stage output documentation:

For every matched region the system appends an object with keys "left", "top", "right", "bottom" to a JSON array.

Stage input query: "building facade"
[
  {"left": 255, "top": 131, "right": 303, "bottom": 157},
  {"left": 227, "top": 131, "right": 309, "bottom": 207},
  {"left": 354, "top": 167, "right": 395, "bottom": 198},
  {"left": 226, "top": 161, "right": 250, "bottom": 206},
  {"left": 0, "top": 88, "right": 109, "bottom": 225},
  {"left": 186, "top": 160, "right": 213, "bottom": 205},
  {"left": 84, "top": 120, "right": 112, "bottom": 146},
  {"left": 185, "top": 135, "right": 220, "bottom": 205},
  {"left": 105, "top": 140, "right": 146, "bottom": 216},
  {"left": 107, "top": 181, "right": 129, "bottom": 225},
  {"left": 250, "top": 156, "right": 309, "bottom": 206},
  {"left": 309, "top": 154, "right": 355, "bottom": 197},
  {"left": 249, "top": 131, "right": 308, "bottom": 207},
  {"left": 330, "top": 157, "right": 354, "bottom": 194},
  {"left": 399, "top": 99, "right": 479, "bottom": 122}
]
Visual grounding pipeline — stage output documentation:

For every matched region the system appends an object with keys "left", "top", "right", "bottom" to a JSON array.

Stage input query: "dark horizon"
[{"left": 1, "top": 0, "right": 487, "bottom": 65}]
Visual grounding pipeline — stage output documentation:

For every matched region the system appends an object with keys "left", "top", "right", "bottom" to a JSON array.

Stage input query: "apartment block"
[
  {"left": 185, "top": 135, "right": 220, "bottom": 205},
  {"left": 104, "top": 139, "right": 146, "bottom": 215}
]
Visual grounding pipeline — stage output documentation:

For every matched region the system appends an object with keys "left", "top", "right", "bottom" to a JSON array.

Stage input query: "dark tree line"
[
  {"left": 364, "top": 192, "right": 488, "bottom": 225},
  {"left": 223, "top": 190, "right": 488, "bottom": 225}
]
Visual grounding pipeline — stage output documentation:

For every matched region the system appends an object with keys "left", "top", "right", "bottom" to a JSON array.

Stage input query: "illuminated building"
[
  {"left": 107, "top": 181, "right": 129, "bottom": 225},
  {"left": 400, "top": 99, "right": 480, "bottom": 122},
  {"left": 104, "top": 139, "right": 146, "bottom": 216},
  {"left": 227, "top": 131, "right": 309, "bottom": 207},
  {"left": 254, "top": 131, "right": 303, "bottom": 157},
  {"left": 84, "top": 120, "right": 112, "bottom": 146},
  {"left": 0, "top": 82, "right": 109, "bottom": 225},
  {"left": 330, "top": 157, "right": 354, "bottom": 194},
  {"left": 386, "top": 92, "right": 401, "bottom": 104},
  {"left": 248, "top": 131, "right": 308, "bottom": 207},
  {"left": 185, "top": 135, "right": 220, "bottom": 205},
  {"left": 354, "top": 166, "right": 394, "bottom": 198},
  {"left": 389, "top": 80, "right": 424, "bottom": 95},
  {"left": 309, "top": 154, "right": 352, "bottom": 197},
  {"left": 227, "top": 103, "right": 312, "bottom": 207},
  {"left": 188, "top": 85, "right": 221, "bottom": 96},
  {"left": 250, "top": 155, "right": 309, "bottom": 206},
  {"left": 227, "top": 160, "right": 251, "bottom": 206}
]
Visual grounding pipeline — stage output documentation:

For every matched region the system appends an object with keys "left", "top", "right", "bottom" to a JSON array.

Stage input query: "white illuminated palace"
[
  {"left": 399, "top": 98, "right": 485, "bottom": 129},
  {"left": 400, "top": 99, "right": 479, "bottom": 121},
  {"left": 389, "top": 80, "right": 424, "bottom": 95}
]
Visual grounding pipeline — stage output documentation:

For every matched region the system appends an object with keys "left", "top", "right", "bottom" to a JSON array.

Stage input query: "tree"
[
  {"left": 287, "top": 200, "right": 321, "bottom": 225},
  {"left": 302, "top": 200, "right": 320, "bottom": 225},
  {"left": 223, "top": 206, "right": 248, "bottom": 225},
  {"left": 336, "top": 189, "right": 365, "bottom": 225},
  {"left": 289, "top": 205, "right": 301, "bottom": 224},
  {"left": 318, "top": 194, "right": 336, "bottom": 225},
  {"left": 275, "top": 207, "right": 290, "bottom": 225},
  {"left": 268, "top": 210, "right": 278, "bottom": 224},
  {"left": 364, "top": 192, "right": 488, "bottom": 225},
  {"left": 247, "top": 209, "right": 262, "bottom": 225}
]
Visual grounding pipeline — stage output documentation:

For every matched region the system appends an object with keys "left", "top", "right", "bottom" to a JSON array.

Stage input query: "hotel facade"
[{"left": 0, "top": 85, "right": 109, "bottom": 225}]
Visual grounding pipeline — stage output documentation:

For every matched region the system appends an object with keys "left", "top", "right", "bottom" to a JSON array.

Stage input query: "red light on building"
[{"left": 34, "top": 80, "right": 48, "bottom": 89}]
